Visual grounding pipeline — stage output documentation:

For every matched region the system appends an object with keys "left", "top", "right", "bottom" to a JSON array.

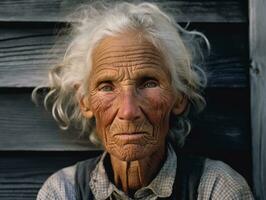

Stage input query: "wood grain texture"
[
  {"left": 0, "top": 151, "right": 101, "bottom": 200},
  {"left": 249, "top": 0, "right": 266, "bottom": 199},
  {"left": 0, "top": 23, "right": 63, "bottom": 87},
  {"left": 0, "top": 0, "right": 247, "bottom": 23},
  {"left": 0, "top": 89, "right": 99, "bottom": 151},
  {"left": 0, "top": 23, "right": 249, "bottom": 87},
  {"left": 0, "top": 88, "right": 250, "bottom": 151}
]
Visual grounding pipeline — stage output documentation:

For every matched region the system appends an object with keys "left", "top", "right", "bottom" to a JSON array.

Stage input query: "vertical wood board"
[{"left": 249, "top": 0, "right": 266, "bottom": 199}]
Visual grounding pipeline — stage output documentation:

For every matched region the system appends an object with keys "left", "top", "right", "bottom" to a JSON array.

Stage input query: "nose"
[{"left": 117, "top": 89, "right": 141, "bottom": 121}]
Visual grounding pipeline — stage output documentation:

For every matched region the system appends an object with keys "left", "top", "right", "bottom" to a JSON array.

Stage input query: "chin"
[{"left": 108, "top": 144, "right": 156, "bottom": 161}]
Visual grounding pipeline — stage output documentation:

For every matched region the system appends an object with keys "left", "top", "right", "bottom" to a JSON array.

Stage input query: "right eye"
[{"left": 98, "top": 83, "right": 114, "bottom": 92}]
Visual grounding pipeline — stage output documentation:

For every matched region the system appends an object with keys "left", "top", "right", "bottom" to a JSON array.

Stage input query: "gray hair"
[{"left": 32, "top": 2, "right": 209, "bottom": 147}]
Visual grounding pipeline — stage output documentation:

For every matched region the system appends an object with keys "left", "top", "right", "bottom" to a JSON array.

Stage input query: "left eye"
[{"left": 143, "top": 80, "right": 158, "bottom": 88}]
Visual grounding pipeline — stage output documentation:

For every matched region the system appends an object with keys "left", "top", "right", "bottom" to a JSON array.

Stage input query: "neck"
[{"left": 109, "top": 147, "right": 166, "bottom": 195}]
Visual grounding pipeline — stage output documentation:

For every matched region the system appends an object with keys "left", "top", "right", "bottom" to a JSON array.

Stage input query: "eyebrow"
[{"left": 92, "top": 70, "right": 119, "bottom": 86}]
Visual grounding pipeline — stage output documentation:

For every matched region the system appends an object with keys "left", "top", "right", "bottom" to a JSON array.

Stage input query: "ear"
[
  {"left": 74, "top": 83, "right": 94, "bottom": 119},
  {"left": 79, "top": 96, "right": 94, "bottom": 119},
  {"left": 172, "top": 94, "right": 188, "bottom": 115}
]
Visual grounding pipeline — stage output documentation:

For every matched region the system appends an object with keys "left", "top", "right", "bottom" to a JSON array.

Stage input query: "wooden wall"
[
  {"left": 249, "top": 0, "right": 266, "bottom": 199},
  {"left": 0, "top": 1, "right": 251, "bottom": 199}
]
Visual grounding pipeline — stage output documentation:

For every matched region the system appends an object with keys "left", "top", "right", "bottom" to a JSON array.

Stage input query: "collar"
[{"left": 89, "top": 144, "right": 177, "bottom": 200}]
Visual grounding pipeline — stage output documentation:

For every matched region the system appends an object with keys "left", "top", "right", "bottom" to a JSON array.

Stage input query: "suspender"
[
  {"left": 75, "top": 156, "right": 101, "bottom": 200},
  {"left": 173, "top": 155, "right": 205, "bottom": 200},
  {"left": 75, "top": 154, "right": 205, "bottom": 200}
]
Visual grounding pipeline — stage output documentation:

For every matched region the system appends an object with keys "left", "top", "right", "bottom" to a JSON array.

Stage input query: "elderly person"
[{"left": 35, "top": 2, "right": 253, "bottom": 200}]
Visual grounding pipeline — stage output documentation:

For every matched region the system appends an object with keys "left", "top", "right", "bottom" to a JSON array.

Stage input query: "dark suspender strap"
[
  {"left": 75, "top": 156, "right": 101, "bottom": 200},
  {"left": 173, "top": 155, "right": 206, "bottom": 200}
]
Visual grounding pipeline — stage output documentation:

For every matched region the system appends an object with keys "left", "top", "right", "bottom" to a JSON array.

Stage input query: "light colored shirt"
[
  {"left": 89, "top": 145, "right": 176, "bottom": 200},
  {"left": 37, "top": 146, "right": 254, "bottom": 200}
]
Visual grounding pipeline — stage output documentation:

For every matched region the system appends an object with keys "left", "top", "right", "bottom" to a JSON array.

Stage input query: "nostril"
[
  {"left": 118, "top": 101, "right": 141, "bottom": 121},
  {"left": 118, "top": 106, "right": 141, "bottom": 120}
]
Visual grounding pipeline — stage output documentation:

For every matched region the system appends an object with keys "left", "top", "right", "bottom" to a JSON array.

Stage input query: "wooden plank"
[
  {"left": 249, "top": 0, "right": 266, "bottom": 199},
  {"left": 0, "top": 0, "right": 247, "bottom": 23},
  {"left": 0, "top": 88, "right": 250, "bottom": 151},
  {"left": 0, "top": 110, "right": 98, "bottom": 150},
  {"left": 0, "top": 89, "right": 99, "bottom": 151},
  {"left": 0, "top": 23, "right": 64, "bottom": 88},
  {"left": 0, "top": 23, "right": 249, "bottom": 87},
  {"left": 0, "top": 151, "right": 101, "bottom": 200},
  {"left": 0, "top": 149, "right": 251, "bottom": 200}
]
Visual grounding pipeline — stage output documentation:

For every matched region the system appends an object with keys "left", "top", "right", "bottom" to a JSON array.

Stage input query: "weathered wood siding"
[
  {"left": 250, "top": 0, "right": 266, "bottom": 199},
  {"left": 0, "top": 1, "right": 246, "bottom": 22},
  {"left": 0, "top": 0, "right": 251, "bottom": 199}
]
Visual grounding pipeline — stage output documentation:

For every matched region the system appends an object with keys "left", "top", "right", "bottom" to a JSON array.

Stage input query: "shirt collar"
[
  {"left": 89, "top": 144, "right": 177, "bottom": 200},
  {"left": 89, "top": 151, "right": 114, "bottom": 200},
  {"left": 140, "top": 144, "right": 177, "bottom": 198}
]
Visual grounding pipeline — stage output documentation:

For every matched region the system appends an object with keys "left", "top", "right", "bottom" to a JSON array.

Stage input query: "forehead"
[{"left": 91, "top": 32, "right": 167, "bottom": 73}]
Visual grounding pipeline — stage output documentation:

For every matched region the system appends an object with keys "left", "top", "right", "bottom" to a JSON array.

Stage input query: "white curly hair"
[{"left": 32, "top": 1, "right": 210, "bottom": 147}]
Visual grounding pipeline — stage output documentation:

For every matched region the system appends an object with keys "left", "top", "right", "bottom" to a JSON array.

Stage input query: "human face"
[{"left": 84, "top": 32, "right": 178, "bottom": 161}]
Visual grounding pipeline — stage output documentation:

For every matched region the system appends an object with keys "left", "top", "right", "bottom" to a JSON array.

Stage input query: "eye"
[
  {"left": 98, "top": 83, "right": 114, "bottom": 92},
  {"left": 142, "top": 80, "right": 158, "bottom": 88}
]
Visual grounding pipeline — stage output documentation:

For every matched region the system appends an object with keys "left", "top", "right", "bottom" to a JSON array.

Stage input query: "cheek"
[
  {"left": 90, "top": 92, "right": 116, "bottom": 122},
  {"left": 140, "top": 88, "right": 175, "bottom": 125},
  {"left": 89, "top": 92, "right": 118, "bottom": 141}
]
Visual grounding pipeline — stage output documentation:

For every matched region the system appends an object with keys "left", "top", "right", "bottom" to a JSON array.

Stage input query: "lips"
[{"left": 114, "top": 132, "right": 147, "bottom": 140}]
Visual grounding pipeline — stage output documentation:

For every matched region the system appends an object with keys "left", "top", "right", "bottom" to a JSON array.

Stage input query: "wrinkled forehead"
[{"left": 91, "top": 32, "right": 167, "bottom": 72}]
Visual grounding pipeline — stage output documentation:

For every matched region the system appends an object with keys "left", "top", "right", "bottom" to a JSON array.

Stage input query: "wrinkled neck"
[{"left": 109, "top": 148, "right": 166, "bottom": 195}]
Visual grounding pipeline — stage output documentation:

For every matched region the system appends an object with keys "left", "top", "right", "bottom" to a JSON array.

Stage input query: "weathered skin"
[{"left": 80, "top": 31, "right": 187, "bottom": 195}]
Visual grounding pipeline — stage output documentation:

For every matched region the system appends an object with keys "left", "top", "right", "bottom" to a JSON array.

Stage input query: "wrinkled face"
[{"left": 83, "top": 32, "right": 183, "bottom": 161}]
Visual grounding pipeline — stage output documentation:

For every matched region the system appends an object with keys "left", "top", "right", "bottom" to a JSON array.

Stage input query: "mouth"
[{"left": 114, "top": 132, "right": 147, "bottom": 140}]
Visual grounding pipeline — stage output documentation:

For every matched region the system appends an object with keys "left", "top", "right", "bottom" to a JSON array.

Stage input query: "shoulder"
[
  {"left": 36, "top": 165, "right": 77, "bottom": 200},
  {"left": 197, "top": 159, "right": 254, "bottom": 200}
]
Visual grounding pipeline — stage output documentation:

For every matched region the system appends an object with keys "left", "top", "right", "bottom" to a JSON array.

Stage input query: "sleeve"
[
  {"left": 36, "top": 165, "right": 76, "bottom": 200},
  {"left": 197, "top": 159, "right": 254, "bottom": 200}
]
